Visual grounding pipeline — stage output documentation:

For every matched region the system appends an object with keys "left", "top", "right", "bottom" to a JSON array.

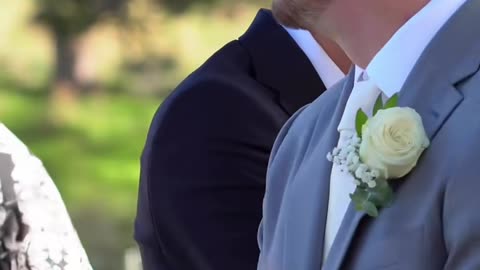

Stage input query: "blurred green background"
[{"left": 0, "top": 0, "right": 269, "bottom": 269}]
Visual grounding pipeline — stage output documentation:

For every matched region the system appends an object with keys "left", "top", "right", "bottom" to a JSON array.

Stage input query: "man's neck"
[
  {"left": 313, "top": 34, "right": 351, "bottom": 74},
  {"left": 315, "top": 0, "right": 430, "bottom": 68}
]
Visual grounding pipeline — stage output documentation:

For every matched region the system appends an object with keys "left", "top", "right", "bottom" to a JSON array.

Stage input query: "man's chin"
[{"left": 271, "top": 0, "right": 306, "bottom": 29}]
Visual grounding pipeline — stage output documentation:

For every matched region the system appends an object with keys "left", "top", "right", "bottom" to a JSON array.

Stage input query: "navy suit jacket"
[{"left": 135, "top": 9, "right": 326, "bottom": 270}]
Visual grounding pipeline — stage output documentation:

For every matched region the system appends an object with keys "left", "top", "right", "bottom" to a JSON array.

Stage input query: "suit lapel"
[
  {"left": 283, "top": 70, "right": 355, "bottom": 270},
  {"left": 324, "top": 0, "right": 480, "bottom": 269},
  {"left": 238, "top": 9, "right": 326, "bottom": 115},
  {"left": 397, "top": 0, "right": 480, "bottom": 141}
]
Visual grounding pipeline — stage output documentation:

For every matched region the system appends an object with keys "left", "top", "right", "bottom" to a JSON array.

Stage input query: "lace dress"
[{"left": 0, "top": 124, "right": 93, "bottom": 270}]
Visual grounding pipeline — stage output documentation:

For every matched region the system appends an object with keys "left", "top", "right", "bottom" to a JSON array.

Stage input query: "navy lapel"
[
  {"left": 323, "top": 0, "right": 480, "bottom": 269},
  {"left": 238, "top": 9, "right": 326, "bottom": 115},
  {"left": 282, "top": 69, "right": 355, "bottom": 270}
]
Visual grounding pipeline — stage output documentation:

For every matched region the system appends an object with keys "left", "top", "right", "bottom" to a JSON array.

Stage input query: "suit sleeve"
[
  {"left": 135, "top": 79, "right": 283, "bottom": 270},
  {"left": 443, "top": 153, "right": 480, "bottom": 269}
]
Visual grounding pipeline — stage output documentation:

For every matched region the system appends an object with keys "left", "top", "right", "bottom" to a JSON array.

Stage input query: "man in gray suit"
[{"left": 258, "top": 0, "right": 480, "bottom": 269}]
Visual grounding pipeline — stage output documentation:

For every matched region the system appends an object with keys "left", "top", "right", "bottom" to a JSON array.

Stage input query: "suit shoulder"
[
  {"left": 159, "top": 70, "right": 273, "bottom": 121},
  {"left": 156, "top": 38, "right": 263, "bottom": 111},
  {"left": 146, "top": 71, "right": 280, "bottom": 151},
  {"left": 269, "top": 79, "right": 345, "bottom": 161},
  {"left": 276, "top": 79, "right": 345, "bottom": 138},
  {"left": 188, "top": 40, "right": 251, "bottom": 77}
]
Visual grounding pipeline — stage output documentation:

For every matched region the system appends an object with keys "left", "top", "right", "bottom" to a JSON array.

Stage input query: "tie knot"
[
  {"left": 337, "top": 78, "right": 382, "bottom": 132},
  {"left": 357, "top": 71, "right": 370, "bottom": 82}
]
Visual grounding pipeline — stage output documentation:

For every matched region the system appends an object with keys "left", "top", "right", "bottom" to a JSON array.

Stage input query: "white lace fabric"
[{"left": 0, "top": 124, "right": 93, "bottom": 270}]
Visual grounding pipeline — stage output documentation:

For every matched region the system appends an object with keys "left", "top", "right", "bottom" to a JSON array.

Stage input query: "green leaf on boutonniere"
[
  {"left": 372, "top": 94, "right": 384, "bottom": 116},
  {"left": 355, "top": 109, "right": 368, "bottom": 137},
  {"left": 363, "top": 201, "right": 379, "bottom": 217},
  {"left": 350, "top": 189, "right": 379, "bottom": 217},
  {"left": 368, "top": 180, "right": 394, "bottom": 208},
  {"left": 350, "top": 189, "right": 368, "bottom": 210},
  {"left": 384, "top": 94, "right": 399, "bottom": 109},
  {"left": 351, "top": 180, "right": 394, "bottom": 217}
]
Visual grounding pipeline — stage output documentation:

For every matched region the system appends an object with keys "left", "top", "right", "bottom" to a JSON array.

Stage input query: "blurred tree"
[{"left": 35, "top": 0, "right": 129, "bottom": 100}]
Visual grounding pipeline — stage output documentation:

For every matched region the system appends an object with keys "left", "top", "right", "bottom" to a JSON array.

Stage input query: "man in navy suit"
[{"left": 135, "top": 9, "right": 350, "bottom": 270}]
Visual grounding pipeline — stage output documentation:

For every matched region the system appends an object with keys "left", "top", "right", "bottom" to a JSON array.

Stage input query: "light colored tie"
[{"left": 323, "top": 74, "right": 382, "bottom": 262}]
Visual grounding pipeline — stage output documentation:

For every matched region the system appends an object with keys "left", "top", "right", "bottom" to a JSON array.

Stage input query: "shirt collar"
[
  {"left": 366, "top": 0, "right": 467, "bottom": 98},
  {"left": 283, "top": 26, "right": 345, "bottom": 89}
]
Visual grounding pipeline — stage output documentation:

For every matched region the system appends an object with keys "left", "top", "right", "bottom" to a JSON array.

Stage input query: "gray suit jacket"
[{"left": 258, "top": 1, "right": 480, "bottom": 269}]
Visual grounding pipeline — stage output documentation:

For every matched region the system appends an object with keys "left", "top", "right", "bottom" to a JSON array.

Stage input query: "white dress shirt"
[
  {"left": 367, "top": 0, "right": 467, "bottom": 96},
  {"left": 323, "top": 0, "right": 467, "bottom": 262},
  {"left": 283, "top": 27, "right": 345, "bottom": 88}
]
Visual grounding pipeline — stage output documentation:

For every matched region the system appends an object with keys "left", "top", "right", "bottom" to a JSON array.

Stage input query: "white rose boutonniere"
[
  {"left": 327, "top": 94, "right": 430, "bottom": 217},
  {"left": 360, "top": 107, "right": 430, "bottom": 179}
]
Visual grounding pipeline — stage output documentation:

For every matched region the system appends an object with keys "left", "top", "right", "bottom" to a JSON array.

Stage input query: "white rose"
[{"left": 359, "top": 107, "right": 430, "bottom": 179}]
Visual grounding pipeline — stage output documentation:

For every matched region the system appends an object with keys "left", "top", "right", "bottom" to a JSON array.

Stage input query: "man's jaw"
[{"left": 308, "top": 0, "right": 429, "bottom": 68}]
